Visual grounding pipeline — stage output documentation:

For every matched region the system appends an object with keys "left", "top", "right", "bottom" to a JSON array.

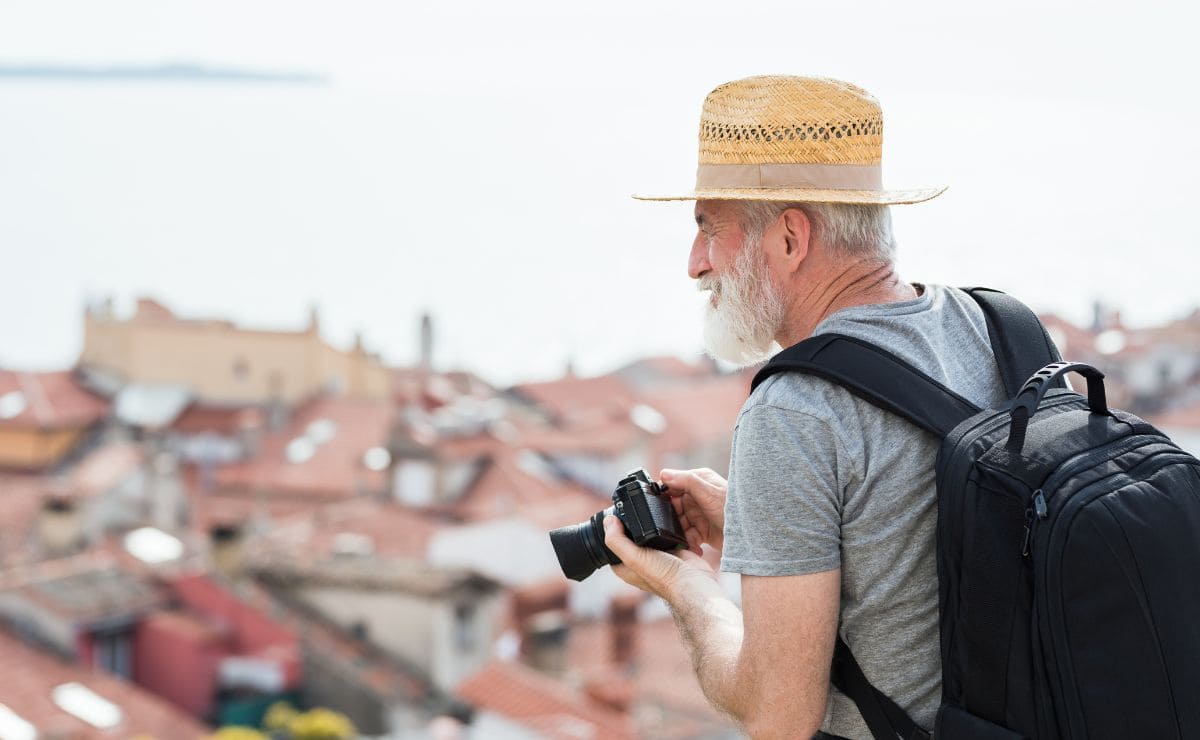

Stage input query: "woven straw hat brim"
[{"left": 633, "top": 185, "right": 947, "bottom": 205}]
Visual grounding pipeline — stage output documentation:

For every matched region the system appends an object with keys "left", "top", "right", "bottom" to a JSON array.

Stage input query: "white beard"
[{"left": 698, "top": 234, "right": 785, "bottom": 367}]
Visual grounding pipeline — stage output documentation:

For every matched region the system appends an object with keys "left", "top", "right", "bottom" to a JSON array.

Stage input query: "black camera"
[{"left": 548, "top": 468, "right": 688, "bottom": 581}]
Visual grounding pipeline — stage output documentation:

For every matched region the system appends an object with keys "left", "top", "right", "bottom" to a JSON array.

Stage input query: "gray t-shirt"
[{"left": 721, "top": 284, "right": 1009, "bottom": 739}]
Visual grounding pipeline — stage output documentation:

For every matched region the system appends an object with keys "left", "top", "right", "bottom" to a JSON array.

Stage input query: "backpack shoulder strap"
[
  {"left": 750, "top": 333, "right": 980, "bottom": 439},
  {"left": 750, "top": 335, "right": 953, "bottom": 740},
  {"left": 833, "top": 637, "right": 932, "bottom": 740},
  {"left": 962, "top": 287, "right": 1064, "bottom": 398}
]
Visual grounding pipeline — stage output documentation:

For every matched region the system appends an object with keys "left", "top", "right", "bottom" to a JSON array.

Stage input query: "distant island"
[{"left": 0, "top": 62, "right": 325, "bottom": 84}]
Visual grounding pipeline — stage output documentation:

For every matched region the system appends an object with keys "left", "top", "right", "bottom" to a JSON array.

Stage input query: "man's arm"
[{"left": 604, "top": 519, "right": 840, "bottom": 738}]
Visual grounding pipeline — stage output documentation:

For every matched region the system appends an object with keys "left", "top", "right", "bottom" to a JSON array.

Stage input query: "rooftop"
[
  {"left": 0, "top": 370, "right": 109, "bottom": 431},
  {"left": 0, "top": 553, "right": 165, "bottom": 626},
  {"left": 458, "top": 660, "right": 635, "bottom": 740},
  {"left": 213, "top": 395, "right": 395, "bottom": 499},
  {"left": 0, "top": 627, "right": 210, "bottom": 738}
]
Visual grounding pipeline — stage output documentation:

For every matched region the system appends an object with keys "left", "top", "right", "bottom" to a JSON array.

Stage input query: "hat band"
[{"left": 695, "top": 162, "right": 883, "bottom": 191}]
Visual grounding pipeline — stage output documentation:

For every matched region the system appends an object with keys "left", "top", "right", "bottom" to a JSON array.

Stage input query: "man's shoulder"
[{"left": 740, "top": 370, "right": 869, "bottom": 430}]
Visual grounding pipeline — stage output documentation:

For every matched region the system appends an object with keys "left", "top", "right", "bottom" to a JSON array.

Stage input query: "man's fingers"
[
  {"left": 603, "top": 516, "right": 640, "bottom": 563},
  {"left": 660, "top": 468, "right": 725, "bottom": 501}
]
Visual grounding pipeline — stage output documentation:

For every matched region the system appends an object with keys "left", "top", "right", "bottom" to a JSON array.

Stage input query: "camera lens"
[{"left": 548, "top": 508, "right": 620, "bottom": 581}]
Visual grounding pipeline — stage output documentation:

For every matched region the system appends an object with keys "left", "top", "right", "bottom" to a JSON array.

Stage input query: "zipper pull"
[
  {"left": 1021, "top": 507, "right": 1034, "bottom": 558},
  {"left": 1033, "top": 489, "right": 1048, "bottom": 519}
]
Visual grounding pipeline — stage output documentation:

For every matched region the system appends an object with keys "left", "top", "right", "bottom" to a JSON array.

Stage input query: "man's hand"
[
  {"left": 603, "top": 515, "right": 721, "bottom": 603},
  {"left": 660, "top": 468, "right": 727, "bottom": 555}
]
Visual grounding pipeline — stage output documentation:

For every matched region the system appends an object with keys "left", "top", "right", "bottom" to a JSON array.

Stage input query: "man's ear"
[{"left": 779, "top": 207, "right": 812, "bottom": 271}]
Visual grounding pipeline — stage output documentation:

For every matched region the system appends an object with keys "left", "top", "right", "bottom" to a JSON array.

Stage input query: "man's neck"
[{"left": 777, "top": 261, "right": 917, "bottom": 347}]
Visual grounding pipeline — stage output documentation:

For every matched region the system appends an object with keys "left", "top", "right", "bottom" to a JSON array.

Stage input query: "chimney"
[
  {"left": 38, "top": 494, "right": 85, "bottom": 557},
  {"left": 210, "top": 523, "right": 245, "bottom": 578},
  {"left": 235, "top": 407, "right": 265, "bottom": 460},
  {"left": 307, "top": 303, "right": 321, "bottom": 334},
  {"left": 419, "top": 313, "right": 434, "bottom": 372},
  {"left": 150, "top": 451, "right": 185, "bottom": 531},
  {"left": 609, "top": 593, "right": 641, "bottom": 668}
]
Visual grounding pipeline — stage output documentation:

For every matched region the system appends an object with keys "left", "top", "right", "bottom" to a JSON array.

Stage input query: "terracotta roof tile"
[
  {"left": 566, "top": 616, "right": 736, "bottom": 738},
  {"left": 0, "top": 627, "right": 211, "bottom": 738},
  {"left": 213, "top": 396, "right": 394, "bottom": 500},
  {"left": 67, "top": 443, "right": 143, "bottom": 499},
  {"left": 172, "top": 403, "right": 262, "bottom": 436},
  {"left": 511, "top": 375, "right": 638, "bottom": 426},
  {"left": 457, "top": 660, "right": 635, "bottom": 740},
  {"left": 253, "top": 498, "right": 451, "bottom": 563},
  {"left": 0, "top": 473, "right": 44, "bottom": 565},
  {"left": 448, "top": 451, "right": 603, "bottom": 530},
  {"left": 0, "top": 370, "right": 109, "bottom": 430},
  {"left": 640, "top": 375, "right": 748, "bottom": 456},
  {"left": 0, "top": 554, "right": 166, "bottom": 625}
]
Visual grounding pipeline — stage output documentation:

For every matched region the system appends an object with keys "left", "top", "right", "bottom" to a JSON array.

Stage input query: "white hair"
[{"left": 736, "top": 201, "right": 896, "bottom": 262}]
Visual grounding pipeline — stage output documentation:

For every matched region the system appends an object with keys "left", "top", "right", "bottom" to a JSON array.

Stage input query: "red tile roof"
[
  {"left": 0, "top": 473, "right": 44, "bottom": 565},
  {"left": 67, "top": 443, "right": 143, "bottom": 499},
  {"left": 253, "top": 498, "right": 451, "bottom": 564},
  {"left": 1147, "top": 399, "right": 1200, "bottom": 430},
  {"left": 0, "top": 370, "right": 109, "bottom": 430},
  {"left": 393, "top": 368, "right": 497, "bottom": 409},
  {"left": 172, "top": 403, "right": 263, "bottom": 436},
  {"left": 616, "top": 355, "right": 718, "bottom": 387},
  {"left": 511, "top": 374, "right": 638, "bottom": 427},
  {"left": 213, "top": 396, "right": 394, "bottom": 500},
  {"left": 567, "top": 616, "right": 736, "bottom": 738},
  {"left": 186, "top": 491, "right": 314, "bottom": 533},
  {"left": 510, "top": 417, "right": 639, "bottom": 457},
  {"left": 0, "top": 627, "right": 211, "bottom": 738},
  {"left": 640, "top": 375, "right": 748, "bottom": 455},
  {"left": 457, "top": 660, "right": 635, "bottom": 740},
  {"left": 0, "top": 552, "right": 166, "bottom": 626},
  {"left": 447, "top": 451, "right": 603, "bottom": 530}
]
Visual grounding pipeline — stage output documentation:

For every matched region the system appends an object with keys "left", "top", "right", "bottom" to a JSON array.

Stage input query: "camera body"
[
  {"left": 549, "top": 468, "right": 688, "bottom": 582},
  {"left": 611, "top": 469, "right": 688, "bottom": 551}
]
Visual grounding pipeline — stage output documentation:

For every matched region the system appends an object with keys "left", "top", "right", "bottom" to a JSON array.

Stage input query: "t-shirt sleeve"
[{"left": 720, "top": 402, "right": 848, "bottom": 576}]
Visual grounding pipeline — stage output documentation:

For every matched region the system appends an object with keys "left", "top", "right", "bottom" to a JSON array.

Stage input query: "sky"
[{"left": 0, "top": 1, "right": 1197, "bottom": 386}]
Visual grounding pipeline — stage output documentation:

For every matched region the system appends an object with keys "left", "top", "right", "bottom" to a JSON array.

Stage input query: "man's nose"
[{"left": 688, "top": 234, "right": 711, "bottom": 280}]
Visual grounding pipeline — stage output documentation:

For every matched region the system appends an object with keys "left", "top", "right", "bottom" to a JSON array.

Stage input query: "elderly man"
[{"left": 603, "top": 76, "right": 1011, "bottom": 739}]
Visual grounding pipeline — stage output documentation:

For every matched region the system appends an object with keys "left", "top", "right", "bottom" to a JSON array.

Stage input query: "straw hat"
[{"left": 635, "top": 75, "right": 945, "bottom": 205}]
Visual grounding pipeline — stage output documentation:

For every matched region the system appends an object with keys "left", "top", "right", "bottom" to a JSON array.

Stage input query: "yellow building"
[{"left": 81, "top": 298, "right": 391, "bottom": 405}]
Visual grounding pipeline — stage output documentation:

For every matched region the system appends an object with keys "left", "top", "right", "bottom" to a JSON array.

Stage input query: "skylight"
[
  {"left": 285, "top": 436, "right": 317, "bottom": 464},
  {"left": 362, "top": 446, "right": 391, "bottom": 472},
  {"left": 52, "top": 682, "right": 123, "bottom": 729},
  {"left": 630, "top": 404, "right": 667, "bottom": 435},
  {"left": 1095, "top": 329, "right": 1127, "bottom": 355},
  {"left": 0, "top": 391, "right": 27, "bottom": 420},
  {"left": 0, "top": 702, "right": 36, "bottom": 740},
  {"left": 123, "top": 526, "right": 185, "bottom": 564},
  {"left": 306, "top": 418, "right": 338, "bottom": 444},
  {"left": 285, "top": 417, "right": 339, "bottom": 464}
]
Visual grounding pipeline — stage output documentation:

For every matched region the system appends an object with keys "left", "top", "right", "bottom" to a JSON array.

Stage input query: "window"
[
  {"left": 454, "top": 603, "right": 476, "bottom": 652},
  {"left": 232, "top": 357, "right": 250, "bottom": 381},
  {"left": 91, "top": 627, "right": 133, "bottom": 680}
]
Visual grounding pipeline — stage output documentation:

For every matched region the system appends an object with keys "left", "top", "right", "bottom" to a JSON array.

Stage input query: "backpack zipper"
[{"left": 1021, "top": 489, "right": 1047, "bottom": 558}]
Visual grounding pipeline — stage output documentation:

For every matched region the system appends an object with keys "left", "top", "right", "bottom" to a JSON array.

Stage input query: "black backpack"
[{"left": 751, "top": 288, "right": 1200, "bottom": 740}]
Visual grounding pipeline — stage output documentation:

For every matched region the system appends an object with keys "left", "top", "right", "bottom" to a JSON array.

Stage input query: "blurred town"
[{"left": 1, "top": 296, "right": 1199, "bottom": 739}]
